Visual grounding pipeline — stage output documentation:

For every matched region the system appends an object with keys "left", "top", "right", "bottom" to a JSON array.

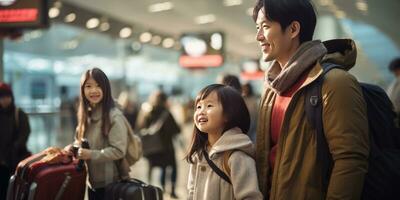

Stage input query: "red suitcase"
[{"left": 6, "top": 148, "right": 87, "bottom": 200}]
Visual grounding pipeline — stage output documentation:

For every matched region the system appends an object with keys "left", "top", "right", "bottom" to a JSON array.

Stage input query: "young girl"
[
  {"left": 66, "top": 68, "right": 129, "bottom": 200},
  {"left": 186, "top": 84, "right": 263, "bottom": 200}
]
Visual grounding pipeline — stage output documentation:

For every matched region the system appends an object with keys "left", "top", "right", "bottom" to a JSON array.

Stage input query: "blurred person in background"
[
  {"left": 242, "top": 82, "right": 259, "bottom": 142},
  {"left": 387, "top": 57, "right": 400, "bottom": 115},
  {"left": 218, "top": 74, "right": 260, "bottom": 142},
  {"left": 118, "top": 89, "right": 139, "bottom": 130},
  {"left": 0, "top": 82, "right": 31, "bottom": 199},
  {"left": 136, "top": 90, "right": 181, "bottom": 199},
  {"left": 217, "top": 74, "right": 242, "bottom": 93},
  {"left": 59, "top": 86, "right": 78, "bottom": 138}
]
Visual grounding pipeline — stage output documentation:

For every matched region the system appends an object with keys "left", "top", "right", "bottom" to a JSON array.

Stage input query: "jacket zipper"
[{"left": 270, "top": 88, "right": 305, "bottom": 199}]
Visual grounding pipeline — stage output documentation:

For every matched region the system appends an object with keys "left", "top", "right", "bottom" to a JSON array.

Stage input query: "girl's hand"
[
  {"left": 63, "top": 144, "right": 74, "bottom": 156},
  {"left": 77, "top": 148, "right": 91, "bottom": 160}
]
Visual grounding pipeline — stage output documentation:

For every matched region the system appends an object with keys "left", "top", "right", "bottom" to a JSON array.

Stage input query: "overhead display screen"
[
  {"left": 0, "top": 0, "right": 49, "bottom": 28},
  {"left": 179, "top": 32, "right": 225, "bottom": 68}
]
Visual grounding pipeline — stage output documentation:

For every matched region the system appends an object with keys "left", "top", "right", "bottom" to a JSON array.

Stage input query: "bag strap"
[
  {"left": 148, "top": 110, "right": 169, "bottom": 132},
  {"left": 304, "top": 62, "right": 340, "bottom": 190},
  {"left": 203, "top": 150, "right": 232, "bottom": 184}
]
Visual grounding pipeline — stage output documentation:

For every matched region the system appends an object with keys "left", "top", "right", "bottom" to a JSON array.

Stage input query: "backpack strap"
[
  {"left": 203, "top": 149, "right": 232, "bottom": 184},
  {"left": 304, "top": 62, "right": 341, "bottom": 190}
]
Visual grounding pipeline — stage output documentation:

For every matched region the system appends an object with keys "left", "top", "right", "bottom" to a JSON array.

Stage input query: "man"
[
  {"left": 253, "top": 0, "right": 369, "bottom": 199},
  {"left": 387, "top": 57, "right": 400, "bottom": 114}
]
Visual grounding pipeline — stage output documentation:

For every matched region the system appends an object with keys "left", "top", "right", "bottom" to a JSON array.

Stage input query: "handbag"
[{"left": 139, "top": 111, "right": 169, "bottom": 156}]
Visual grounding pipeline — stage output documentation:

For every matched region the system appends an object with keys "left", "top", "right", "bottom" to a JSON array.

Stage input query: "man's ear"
[{"left": 288, "top": 21, "right": 301, "bottom": 39}]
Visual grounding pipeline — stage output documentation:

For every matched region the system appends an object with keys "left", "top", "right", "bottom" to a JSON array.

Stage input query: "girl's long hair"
[
  {"left": 185, "top": 84, "right": 250, "bottom": 163},
  {"left": 76, "top": 68, "right": 115, "bottom": 140}
]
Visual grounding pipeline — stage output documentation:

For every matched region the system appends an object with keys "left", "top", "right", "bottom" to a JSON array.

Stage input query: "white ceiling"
[{"left": 61, "top": 0, "right": 399, "bottom": 59}]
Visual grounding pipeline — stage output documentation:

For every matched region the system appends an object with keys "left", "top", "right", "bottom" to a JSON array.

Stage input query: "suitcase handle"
[
  {"left": 76, "top": 139, "right": 90, "bottom": 172},
  {"left": 54, "top": 173, "right": 72, "bottom": 200},
  {"left": 121, "top": 178, "right": 147, "bottom": 187}
]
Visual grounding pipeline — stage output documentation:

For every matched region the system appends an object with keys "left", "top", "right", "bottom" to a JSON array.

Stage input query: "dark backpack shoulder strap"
[
  {"left": 203, "top": 150, "right": 232, "bottom": 184},
  {"left": 304, "top": 62, "right": 340, "bottom": 134},
  {"left": 304, "top": 62, "right": 341, "bottom": 190}
]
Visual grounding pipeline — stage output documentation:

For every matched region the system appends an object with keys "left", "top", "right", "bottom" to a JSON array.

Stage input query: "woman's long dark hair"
[
  {"left": 76, "top": 68, "right": 114, "bottom": 140},
  {"left": 185, "top": 84, "right": 250, "bottom": 163}
]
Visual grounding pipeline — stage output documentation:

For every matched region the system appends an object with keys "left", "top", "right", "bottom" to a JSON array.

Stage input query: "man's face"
[
  {"left": 0, "top": 96, "right": 12, "bottom": 108},
  {"left": 255, "top": 8, "right": 292, "bottom": 62}
]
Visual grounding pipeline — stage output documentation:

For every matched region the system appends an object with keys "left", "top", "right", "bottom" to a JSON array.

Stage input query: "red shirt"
[{"left": 269, "top": 75, "right": 307, "bottom": 171}]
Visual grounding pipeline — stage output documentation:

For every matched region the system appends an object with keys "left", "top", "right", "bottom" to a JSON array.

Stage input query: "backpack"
[
  {"left": 121, "top": 115, "right": 143, "bottom": 166},
  {"left": 304, "top": 62, "right": 400, "bottom": 200}
]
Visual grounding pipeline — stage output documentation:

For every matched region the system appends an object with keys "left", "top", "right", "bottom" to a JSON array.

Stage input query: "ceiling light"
[
  {"left": 48, "top": 7, "right": 60, "bottom": 18},
  {"left": 119, "top": 27, "right": 132, "bottom": 38},
  {"left": 148, "top": 2, "right": 174, "bottom": 13},
  {"left": 162, "top": 38, "right": 175, "bottom": 48},
  {"left": 355, "top": 1, "right": 368, "bottom": 12},
  {"left": 151, "top": 35, "right": 162, "bottom": 45},
  {"left": 210, "top": 33, "right": 223, "bottom": 50},
  {"left": 86, "top": 18, "right": 100, "bottom": 29},
  {"left": 140, "top": 32, "right": 152, "bottom": 43},
  {"left": 99, "top": 22, "right": 110, "bottom": 32},
  {"left": 64, "top": 13, "right": 76, "bottom": 23},
  {"left": 0, "top": 0, "right": 16, "bottom": 6},
  {"left": 223, "top": 0, "right": 242, "bottom": 7},
  {"left": 195, "top": 14, "right": 216, "bottom": 25}
]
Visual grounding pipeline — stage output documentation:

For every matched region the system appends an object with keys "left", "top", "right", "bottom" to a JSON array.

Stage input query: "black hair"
[
  {"left": 253, "top": 0, "right": 317, "bottom": 43},
  {"left": 389, "top": 57, "right": 400, "bottom": 71},
  {"left": 219, "top": 74, "right": 242, "bottom": 93},
  {"left": 77, "top": 67, "right": 115, "bottom": 140},
  {"left": 242, "top": 82, "right": 254, "bottom": 96},
  {"left": 185, "top": 84, "right": 250, "bottom": 163},
  {"left": 152, "top": 90, "right": 168, "bottom": 107}
]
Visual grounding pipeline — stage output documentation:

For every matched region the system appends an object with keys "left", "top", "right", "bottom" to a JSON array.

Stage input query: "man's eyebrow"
[{"left": 256, "top": 20, "right": 266, "bottom": 25}]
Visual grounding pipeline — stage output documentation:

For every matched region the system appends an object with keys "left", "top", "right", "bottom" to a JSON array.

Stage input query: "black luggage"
[{"left": 105, "top": 179, "right": 163, "bottom": 200}]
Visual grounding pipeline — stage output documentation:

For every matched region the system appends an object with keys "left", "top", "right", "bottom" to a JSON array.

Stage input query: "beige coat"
[
  {"left": 187, "top": 127, "right": 263, "bottom": 200},
  {"left": 256, "top": 39, "right": 369, "bottom": 200}
]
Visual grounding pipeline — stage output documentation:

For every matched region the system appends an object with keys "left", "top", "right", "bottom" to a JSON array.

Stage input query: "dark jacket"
[
  {"left": 0, "top": 105, "right": 31, "bottom": 169},
  {"left": 138, "top": 105, "right": 180, "bottom": 166}
]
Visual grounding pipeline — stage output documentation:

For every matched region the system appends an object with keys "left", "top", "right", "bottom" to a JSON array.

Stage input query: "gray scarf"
[{"left": 266, "top": 40, "right": 327, "bottom": 94}]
